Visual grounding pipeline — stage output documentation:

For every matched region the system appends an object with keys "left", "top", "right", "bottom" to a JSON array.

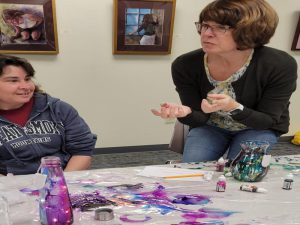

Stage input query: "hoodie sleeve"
[{"left": 54, "top": 100, "right": 97, "bottom": 156}]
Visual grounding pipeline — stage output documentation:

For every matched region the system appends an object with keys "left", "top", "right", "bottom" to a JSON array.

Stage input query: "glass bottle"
[
  {"left": 216, "top": 175, "right": 226, "bottom": 192},
  {"left": 216, "top": 157, "right": 225, "bottom": 172},
  {"left": 39, "top": 156, "right": 73, "bottom": 225},
  {"left": 282, "top": 173, "right": 294, "bottom": 190}
]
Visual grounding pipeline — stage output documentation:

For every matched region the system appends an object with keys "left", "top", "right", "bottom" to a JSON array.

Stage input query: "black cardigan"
[{"left": 172, "top": 46, "right": 298, "bottom": 134}]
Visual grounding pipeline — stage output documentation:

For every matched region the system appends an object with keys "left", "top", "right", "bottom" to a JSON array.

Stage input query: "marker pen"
[{"left": 240, "top": 184, "right": 267, "bottom": 193}]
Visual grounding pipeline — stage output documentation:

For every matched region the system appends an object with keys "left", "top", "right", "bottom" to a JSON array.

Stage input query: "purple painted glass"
[{"left": 39, "top": 156, "right": 73, "bottom": 225}]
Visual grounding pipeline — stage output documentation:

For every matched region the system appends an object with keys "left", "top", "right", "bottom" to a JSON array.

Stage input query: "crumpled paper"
[{"left": 0, "top": 173, "right": 46, "bottom": 225}]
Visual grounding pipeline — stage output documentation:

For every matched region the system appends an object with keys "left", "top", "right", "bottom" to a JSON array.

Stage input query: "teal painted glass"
[
  {"left": 231, "top": 141, "right": 270, "bottom": 182},
  {"left": 39, "top": 156, "right": 73, "bottom": 225}
]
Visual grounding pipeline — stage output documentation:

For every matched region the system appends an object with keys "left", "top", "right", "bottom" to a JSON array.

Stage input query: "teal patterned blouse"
[{"left": 205, "top": 50, "right": 254, "bottom": 131}]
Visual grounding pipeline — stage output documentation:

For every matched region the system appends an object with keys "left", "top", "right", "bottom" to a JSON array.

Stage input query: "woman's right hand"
[{"left": 151, "top": 102, "right": 192, "bottom": 119}]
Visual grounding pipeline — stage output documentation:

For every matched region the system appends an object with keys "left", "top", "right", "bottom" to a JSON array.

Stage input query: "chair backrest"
[{"left": 169, "top": 120, "right": 189, "bottom": 154}]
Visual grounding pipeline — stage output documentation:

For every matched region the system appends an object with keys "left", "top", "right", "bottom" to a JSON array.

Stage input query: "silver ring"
[{"left": 94, "top": 208, "right": 114, "bottom": 221}]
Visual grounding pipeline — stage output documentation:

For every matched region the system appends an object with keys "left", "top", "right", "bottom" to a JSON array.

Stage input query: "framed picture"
[
  {"left": 0, "top": 0, "right": 58, "bottom": 54},
  {"left": 291, "top": 15, "right": 300, "bottom": 51},
  {"left": 113, "top": 0, "right": 176, "bottom": 55}
]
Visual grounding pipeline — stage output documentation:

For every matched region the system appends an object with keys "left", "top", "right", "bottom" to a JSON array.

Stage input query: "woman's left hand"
[{"left": 201, "top": 93, "right": 238, "bottom": 113}]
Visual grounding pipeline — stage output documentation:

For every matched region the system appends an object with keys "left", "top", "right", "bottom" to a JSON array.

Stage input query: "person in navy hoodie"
[{"left": 0, "top": 55, "right": 97, "bottom": 175}]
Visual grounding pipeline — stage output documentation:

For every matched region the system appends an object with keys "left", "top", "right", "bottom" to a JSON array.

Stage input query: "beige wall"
[{"left": 17, "top": 0, "right": 300, "bottom": 148}]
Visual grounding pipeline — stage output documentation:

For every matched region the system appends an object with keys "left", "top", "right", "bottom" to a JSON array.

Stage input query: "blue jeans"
[{"left": 182, "top": 125, "right": 279, "bottom": 163}]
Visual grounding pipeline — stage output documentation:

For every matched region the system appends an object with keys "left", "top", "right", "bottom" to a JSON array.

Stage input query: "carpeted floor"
[{"left": 90, "top": 141, "right": 299, "bottom": 169}]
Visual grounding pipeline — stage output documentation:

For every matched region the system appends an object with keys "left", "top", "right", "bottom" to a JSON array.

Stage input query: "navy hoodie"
[{"left": 0, "top": 93, "right": 97, "bottom": 175}]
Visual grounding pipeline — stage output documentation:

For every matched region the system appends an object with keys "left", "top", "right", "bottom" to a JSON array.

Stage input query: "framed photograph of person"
[
  {"left": 113, "top": 0, "right": 176, "bottom": 55},
  {"left": 291, "top": 15, "right": 300, "bottom": 51},
  {"left": 0, "top": 0, "right": 58, "bottom": 54}
]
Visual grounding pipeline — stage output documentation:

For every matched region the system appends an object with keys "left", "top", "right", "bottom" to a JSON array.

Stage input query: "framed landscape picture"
[
  {"left": 113, "top": 0, "right": 176, "bottom": 55},
  {"left": 0, "top": 0, "right": 58, "bottom": 54},
  {"left": 291, "top": 15, "right": 300, "bottom": 51}
]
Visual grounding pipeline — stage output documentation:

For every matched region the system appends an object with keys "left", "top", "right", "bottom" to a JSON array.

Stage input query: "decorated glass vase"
[{"left": 231, "top": 140, "right": 270, "bottom": 182}]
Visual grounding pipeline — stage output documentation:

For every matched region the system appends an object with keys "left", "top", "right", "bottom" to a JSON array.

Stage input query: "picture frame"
[
  {"left": 291, "top": 15, "right": 300, "bottom": 51},
  {"left": 0, "top": 0, "right": 58, "bottom": 54},
  {"left": 113, "top": 0, "right": 176, "bottom": 55}
]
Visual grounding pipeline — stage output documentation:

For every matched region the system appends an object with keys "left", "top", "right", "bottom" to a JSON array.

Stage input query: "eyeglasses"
[{"left": 195, "top": 22, "right": 231, "bottom": 35}]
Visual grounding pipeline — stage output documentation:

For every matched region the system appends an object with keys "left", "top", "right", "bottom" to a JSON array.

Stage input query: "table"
[{"left": 1, "top": 155, "right": 300, "bottom": 225}]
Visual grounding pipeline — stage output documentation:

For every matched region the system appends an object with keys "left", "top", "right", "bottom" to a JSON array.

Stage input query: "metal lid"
[{"left": 94, "top": 208, "right": 114, "bottom": 221}]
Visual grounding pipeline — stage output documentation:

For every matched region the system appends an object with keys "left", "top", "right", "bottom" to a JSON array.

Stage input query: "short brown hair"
[{"left": 199, "top": 0, "right": 278, "bottom": 50}]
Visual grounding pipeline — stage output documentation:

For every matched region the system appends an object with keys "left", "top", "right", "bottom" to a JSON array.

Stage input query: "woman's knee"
[
  {"left": 182, "top": 126, "right": 230, "bottom": 162},
  {"left": 227, "top": 129, "right": 278, "bottom": 159}
]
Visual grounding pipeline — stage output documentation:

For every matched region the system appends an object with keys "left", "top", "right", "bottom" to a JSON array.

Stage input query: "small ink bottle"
[
  {"left": 216, "top": 157, "right": 225, "bottom": 172},
  {"left": 216, "top": 175, "right": 226, "bottom": 192},
  {"left": 282, "top": 173, "right": 294, "bottom": 190},
  {"left": 240, "top": 184, "right": 267, "bottom": 193}
]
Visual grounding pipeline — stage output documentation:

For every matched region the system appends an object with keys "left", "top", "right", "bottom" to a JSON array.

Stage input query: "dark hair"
[
  {"left": 199, "top": 0, "right": 278, "bottom": 50},
  {"left": 0, "top": 54, "right": 42, "bottom": 92},
  {"left": 0, "top": 54, "right": 35, "bottom": 77},
  {"left": 142, "top": 14, "right": 154, "bottom": 24}
]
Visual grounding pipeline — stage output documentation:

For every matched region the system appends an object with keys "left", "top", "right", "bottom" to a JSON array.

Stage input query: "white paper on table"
[
  {"left": 137, "top": 166, "right": 213, "bottom": 181},
  {"left": 0, "top": 174, "right": 45, "bottom": 225},
  {"left": 0, "top": 190, "right": 30, "bottom": 206},
  {"left": 0, "top": 173, "right": 46, "bottom": 190}
]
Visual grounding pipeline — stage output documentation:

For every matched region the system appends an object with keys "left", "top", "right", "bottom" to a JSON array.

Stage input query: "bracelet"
[{"left": 228, "top": 104, "right": 244, "bottom": 116}]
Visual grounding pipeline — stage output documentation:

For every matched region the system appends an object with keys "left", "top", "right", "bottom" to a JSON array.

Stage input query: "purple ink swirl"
[{"left": 120, "top": 214, "right": 152, "bottom": 223}]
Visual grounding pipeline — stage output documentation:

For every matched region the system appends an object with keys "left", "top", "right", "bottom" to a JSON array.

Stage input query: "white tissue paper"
[{"left": 0, "top": 173, "right": 46, "bottom": 225}]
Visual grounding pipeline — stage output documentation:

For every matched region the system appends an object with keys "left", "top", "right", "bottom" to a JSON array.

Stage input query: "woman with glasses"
[{"left": 152, "top": 0, "right": 297, "bottom": 162}]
